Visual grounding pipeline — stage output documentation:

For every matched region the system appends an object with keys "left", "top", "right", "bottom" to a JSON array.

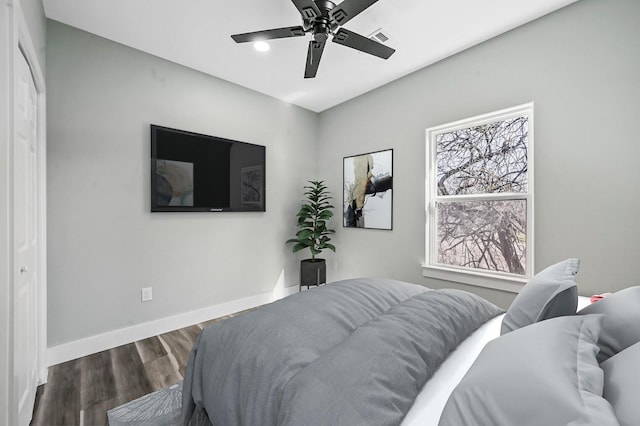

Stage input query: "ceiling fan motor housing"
[{"left": 305, "top": 0, "right": 338, "bottom": 40}]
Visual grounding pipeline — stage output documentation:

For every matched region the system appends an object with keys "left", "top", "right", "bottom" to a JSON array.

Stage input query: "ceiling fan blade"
[
  {"left": 304, "top": 40, "right": 326, "bottom": 78},
  {"left": 291, "top": 0, "right": 322, "bottom": 20},
  {"left": 231, "top": 26, "right": 305, "bottom": 43},
  {"left": 329, "top": 0, "right": 379, "bottom": 26},
  {"left": 332, "top": 28, "right": 395, "bottom": 59}
]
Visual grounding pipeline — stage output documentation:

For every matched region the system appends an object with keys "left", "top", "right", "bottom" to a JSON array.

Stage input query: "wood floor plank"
[
  {"left": 181, "top": 324, "right": 203, "bottom": 343},
  {"left": 31, "top": 359, "right": 81, "bottom": 426},
  {"left": 159, "top": 325, "right": 202, "bottom": 376},
  {"left": 142, "top": 354, "right": 183, "bottom": 390},
  {"left": 135, "top": 336, "right": 167, "bottom": 364},
  {"left": 29, "top": 384, "right": 46, "bottom": 426},
  {"left": 109, "top": 343, "right": 154, "bottom": 406},
  {"left": 80, "top": 398, "right": 116, "bottom": 426},
  {"left": 80, "top": 350, "right": 116, "bottom": 411}
]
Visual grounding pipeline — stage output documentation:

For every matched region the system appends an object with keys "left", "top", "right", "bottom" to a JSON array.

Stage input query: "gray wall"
[
  {"left": 317, "top": 0, "right": 640, "bottom": 308},
  {"left": 46, "top": 21, "right": 317, "bottom": 346}
]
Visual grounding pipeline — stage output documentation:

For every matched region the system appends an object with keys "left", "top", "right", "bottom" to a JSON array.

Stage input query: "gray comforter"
[{"left": 181, "top": 278, "right": 503, "bottom": 426}]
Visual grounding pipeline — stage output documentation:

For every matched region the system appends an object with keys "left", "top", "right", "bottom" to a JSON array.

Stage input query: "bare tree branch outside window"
[
  {"left": 437, "top": 200, "right": 526, "bottom": 274},
  {"left": 433, "top": 115, "right": 530, "bottom": 275}
]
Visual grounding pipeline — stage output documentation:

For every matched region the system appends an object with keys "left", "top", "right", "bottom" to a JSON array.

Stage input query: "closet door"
[{"left": 13, "top": 47, "right": 40, "bottom": 426}]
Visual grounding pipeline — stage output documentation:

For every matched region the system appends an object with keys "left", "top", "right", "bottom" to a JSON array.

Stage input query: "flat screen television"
[{"left": 151, "top": 125, "right": 266, "bottom": 212}]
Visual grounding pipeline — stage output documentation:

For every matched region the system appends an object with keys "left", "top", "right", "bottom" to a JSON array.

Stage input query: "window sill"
[{"left": 421, "top": 265, "right": 528, "bottom": 293}]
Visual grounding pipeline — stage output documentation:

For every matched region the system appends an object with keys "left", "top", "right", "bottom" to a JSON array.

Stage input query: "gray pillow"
[
  {"left": 439, "top": 314, "right": 618, "bottom": 426},
  {"left": 578, "top": 286, "right": 640, "bottom": 362},
  {"left": 500, "top": 258, "right": 579, "bottom": 335},
  {"left": 601, "top": 342, "right": 640, "bottom": 426}
]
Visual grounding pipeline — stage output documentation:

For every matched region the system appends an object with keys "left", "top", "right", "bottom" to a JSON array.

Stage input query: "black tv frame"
[{"left": 150, "top": 124, "right": 266, "bottom": 212}]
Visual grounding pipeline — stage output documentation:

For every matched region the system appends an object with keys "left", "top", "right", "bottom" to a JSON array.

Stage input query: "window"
[{"left": 424, "top": 103, "right": 534, "bottom": 291}]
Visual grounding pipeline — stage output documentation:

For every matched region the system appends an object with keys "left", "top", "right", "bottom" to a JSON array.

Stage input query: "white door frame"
[{"left": 7, "top": 0, "right": 47, "bottom": 423}]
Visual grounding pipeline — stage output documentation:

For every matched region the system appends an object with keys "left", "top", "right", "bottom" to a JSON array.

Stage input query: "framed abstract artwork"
[{"left": 343, "top": 149, "right": 393, "bottom": 230}]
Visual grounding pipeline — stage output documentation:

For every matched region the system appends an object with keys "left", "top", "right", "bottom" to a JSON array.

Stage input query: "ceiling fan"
[{"left": 231, "top": 0, "right": 395, "bottom": 78}]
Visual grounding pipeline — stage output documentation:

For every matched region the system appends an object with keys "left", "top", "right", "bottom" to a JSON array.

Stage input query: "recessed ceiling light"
[{"left": 253, "top": 41, "right": 270, "bottom": 52}]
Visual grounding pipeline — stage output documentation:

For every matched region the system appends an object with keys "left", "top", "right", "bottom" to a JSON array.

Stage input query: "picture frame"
[{"left": 343, "top": 149, "right": 393, "bottom": 230}]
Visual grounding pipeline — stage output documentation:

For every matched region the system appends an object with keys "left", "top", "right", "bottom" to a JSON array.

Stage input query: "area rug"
[{"left": 107, "top": 381, "right": 211, "bottom": 426}]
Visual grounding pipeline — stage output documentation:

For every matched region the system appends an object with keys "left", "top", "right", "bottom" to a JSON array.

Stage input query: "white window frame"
[{"left": 423, "top": 103, "right": 534, "bottom": 292}]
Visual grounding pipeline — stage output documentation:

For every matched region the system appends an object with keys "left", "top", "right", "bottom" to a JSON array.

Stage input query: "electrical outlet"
[{"left": 141, "top": 287, "right": 153, "bottom": 302}]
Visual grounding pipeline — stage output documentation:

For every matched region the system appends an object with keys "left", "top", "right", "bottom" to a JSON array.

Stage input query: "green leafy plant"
[{"left": 286, "top": 180, "right": 336, "bottom": 261}]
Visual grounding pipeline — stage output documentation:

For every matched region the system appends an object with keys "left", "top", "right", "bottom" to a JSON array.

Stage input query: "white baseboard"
[{"left": 46, "top": 285, "right": 300, "bottom": 369}]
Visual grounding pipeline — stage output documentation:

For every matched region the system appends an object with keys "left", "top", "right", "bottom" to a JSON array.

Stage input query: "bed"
[{"left": 181, "top": 259, "right": 640, "bottom": 426}]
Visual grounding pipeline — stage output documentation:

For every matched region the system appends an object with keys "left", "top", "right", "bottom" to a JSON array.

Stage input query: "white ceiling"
[{"left": 42, "top": 0, "right": 578, "bottom": 112}]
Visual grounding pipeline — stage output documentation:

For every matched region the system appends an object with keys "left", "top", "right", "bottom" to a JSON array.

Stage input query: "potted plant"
[{"left": 286, "top": 180, "right": 336, "bottom": 288}]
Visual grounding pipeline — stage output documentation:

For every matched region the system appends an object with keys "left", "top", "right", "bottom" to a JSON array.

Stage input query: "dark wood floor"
[{"left": 30, "top": 310, "right": 249, "bottom": 426}]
